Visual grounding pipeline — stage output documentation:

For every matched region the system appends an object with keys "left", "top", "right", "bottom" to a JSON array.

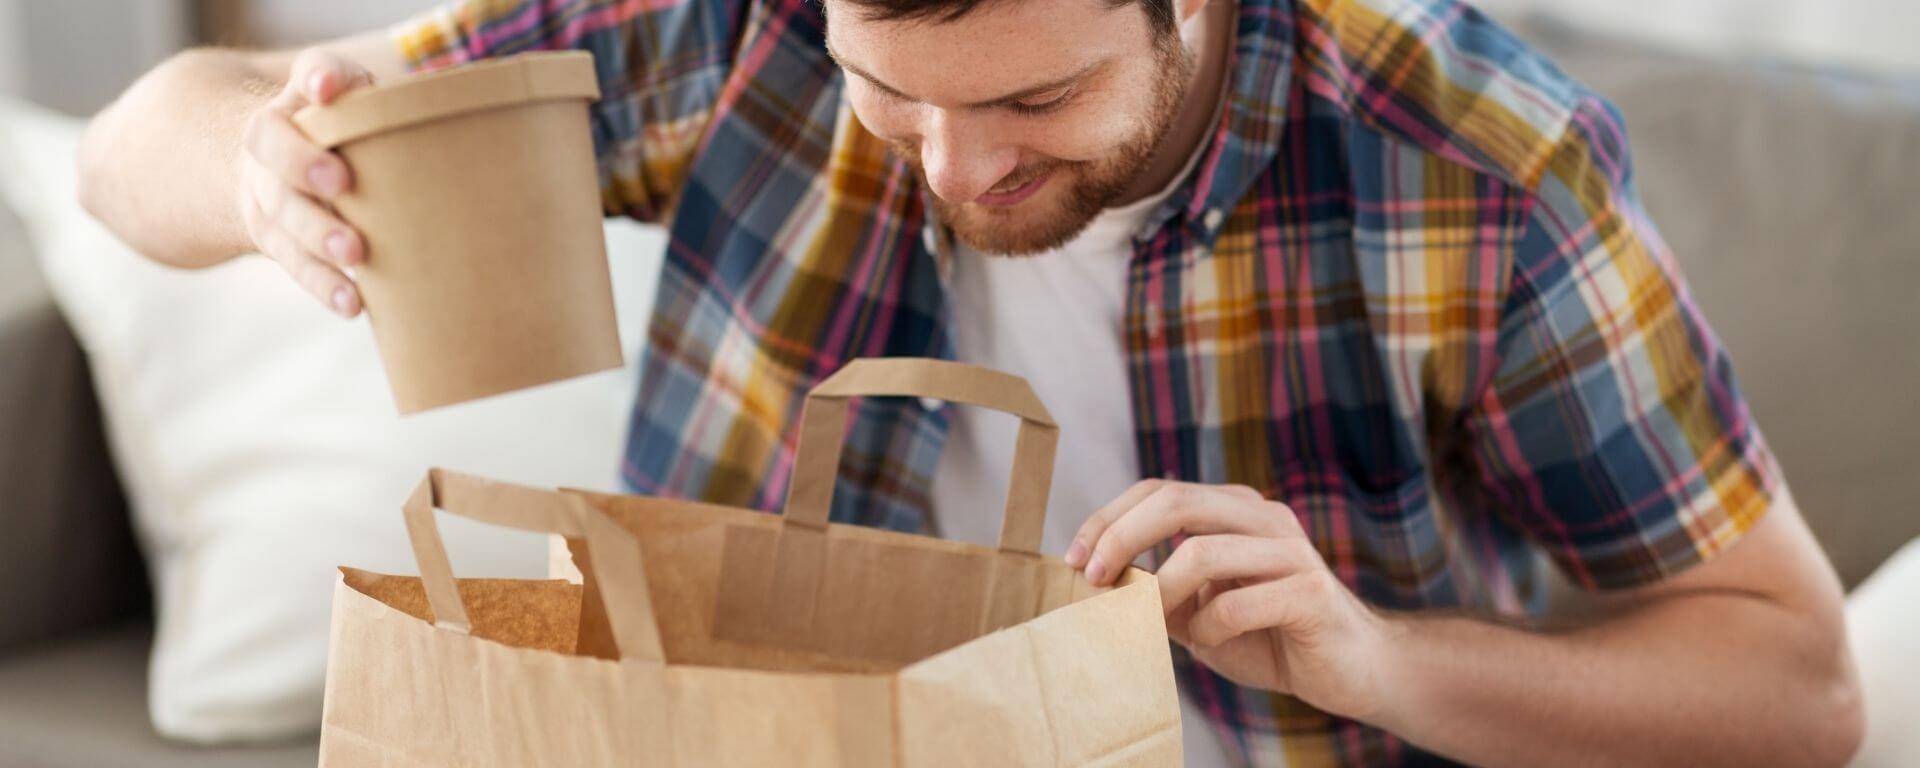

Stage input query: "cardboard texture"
[
  {"left": 292, "top": 51, "right": 622, "bottom": 414},
  {"left": 319, "top": 359, "right": 1182, "bottom": 766}
]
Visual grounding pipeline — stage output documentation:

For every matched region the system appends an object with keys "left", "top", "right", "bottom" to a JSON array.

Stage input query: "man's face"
[{"left": 826, "top": 0, "right": 1190, "bottom": 255}]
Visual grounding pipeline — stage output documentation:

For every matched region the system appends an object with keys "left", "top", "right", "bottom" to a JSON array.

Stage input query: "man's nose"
[{"left": 918, "top": 111, "right": 1018, "bottom": 205}]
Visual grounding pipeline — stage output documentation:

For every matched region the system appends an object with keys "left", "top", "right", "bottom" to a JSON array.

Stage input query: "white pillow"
[
  {"left": 1848, "top": 537, "right": 1920, "bottom": 767},
  {"left": 0, "top": 98, "right": 663, "bottom": 743}
]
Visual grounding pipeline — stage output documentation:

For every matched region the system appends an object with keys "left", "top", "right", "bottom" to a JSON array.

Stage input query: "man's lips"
[{"left": 973, "top": 170, "right": 1053, "bottom": 207}]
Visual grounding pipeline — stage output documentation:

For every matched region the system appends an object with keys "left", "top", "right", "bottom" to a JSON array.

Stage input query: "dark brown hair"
[{"left": 834, "top": 0, "right": 1178, "bottom": 37}]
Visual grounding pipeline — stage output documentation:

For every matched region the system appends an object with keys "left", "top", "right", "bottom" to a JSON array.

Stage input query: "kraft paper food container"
[{"left": 293, "top": 51, "right": 621, "bottom": 414}]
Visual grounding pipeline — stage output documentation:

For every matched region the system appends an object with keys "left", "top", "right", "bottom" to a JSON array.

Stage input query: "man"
[{"left": 79, "top": 0, "right": 1864, "bottom": 764}]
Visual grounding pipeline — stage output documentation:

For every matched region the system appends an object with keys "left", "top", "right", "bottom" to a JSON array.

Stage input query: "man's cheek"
[{"left": 1020, "top": 113, "right": 1137, "bottom": 164}]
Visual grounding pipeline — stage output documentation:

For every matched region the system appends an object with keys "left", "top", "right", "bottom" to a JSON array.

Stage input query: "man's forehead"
[
  {"left": 823, "top": 0, "right": 1147, "bottom": 106},
  {"left": 822, "top": 0, "right": 1134, "bottom": 30}
]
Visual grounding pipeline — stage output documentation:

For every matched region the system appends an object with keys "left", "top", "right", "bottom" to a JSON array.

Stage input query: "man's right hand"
[{"left": 237, "top": 48, "right": 378, "bottom": 317}]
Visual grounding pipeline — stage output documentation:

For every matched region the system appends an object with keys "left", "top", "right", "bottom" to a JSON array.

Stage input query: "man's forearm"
[
  {"left": 79, "top": 49, "right": 281, "bottom": 267},
  {"left": 1376, "top": 589, "right": 1862, "bottom": 767}
]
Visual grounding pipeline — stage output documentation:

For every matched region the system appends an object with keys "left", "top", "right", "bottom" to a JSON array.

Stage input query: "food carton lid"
[{"left": 293, "top": 51, "right": 600, "bottom": 148}]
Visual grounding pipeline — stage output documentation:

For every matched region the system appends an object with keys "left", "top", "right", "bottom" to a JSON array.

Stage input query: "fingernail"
[
  {"left": 1064, "top": 541, "right": 1088, "bottom": 567},
  {"left": 326, "top": 231, "right": 356, "bottom": 264},
  {"left": 1086, "top": 560, "right": 1106, "bottom": 585},
  {"left": 331, "top": 286, "right": 355, "bottom": 315},
  {"left": 309, "top": 162, "right": 343, "bottom": 196}
]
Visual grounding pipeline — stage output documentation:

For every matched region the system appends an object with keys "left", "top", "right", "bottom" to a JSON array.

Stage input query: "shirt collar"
[{"left": 1145, "top": 0, "right": 1297, "bottom": 245}]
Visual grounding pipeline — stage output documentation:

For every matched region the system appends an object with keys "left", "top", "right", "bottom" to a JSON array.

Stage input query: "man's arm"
[
  {"left": 1067, "top": 482, "right": 1864, "bottom": 767},
  {"left": 1375, "top": 490, "right": 1862, "bottom": 766},
  {"left": 77, "top": 32, "right": 404, "bottom": 313}
]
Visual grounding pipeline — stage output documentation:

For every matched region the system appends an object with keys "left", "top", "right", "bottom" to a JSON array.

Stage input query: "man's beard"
[{"left": 892, "top": 36, "right": 1195, "bottom": 256}]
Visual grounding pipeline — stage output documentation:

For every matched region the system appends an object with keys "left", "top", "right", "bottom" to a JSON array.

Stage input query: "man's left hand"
[{"left": 1065, "top": 479, "right": 1402, "bottom": 722}]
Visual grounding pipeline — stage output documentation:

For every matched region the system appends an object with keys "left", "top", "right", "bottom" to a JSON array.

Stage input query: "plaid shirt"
[{"left": 397, "top": 0, "right": 1779, "bottom": 764}]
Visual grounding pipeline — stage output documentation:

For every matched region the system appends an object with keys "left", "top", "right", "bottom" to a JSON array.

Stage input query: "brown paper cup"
[{"left": 293, "top": 51, "right": 622, "bottom": 414}]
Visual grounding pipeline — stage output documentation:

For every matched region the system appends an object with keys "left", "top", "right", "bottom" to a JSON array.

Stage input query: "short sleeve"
[
  {"left": 389, "top": 0, "right": 744, "bottom": 221},
  {"left": 1460, "top": 90, "right": 1782, "bottom": 591}
]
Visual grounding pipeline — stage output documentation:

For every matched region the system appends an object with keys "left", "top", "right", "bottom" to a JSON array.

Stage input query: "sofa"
[{"left": 1, "top": 16, "right": 1915, "bottom": 767}]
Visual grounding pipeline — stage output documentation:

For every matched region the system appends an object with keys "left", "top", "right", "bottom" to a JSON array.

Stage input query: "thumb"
[{"left": 292, "top": 49, "right": 376, "bottom": 106}]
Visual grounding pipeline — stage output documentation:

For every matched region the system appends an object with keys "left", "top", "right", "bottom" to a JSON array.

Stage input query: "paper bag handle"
[
  {"left": 783, "top": 358, "right": 1057, "bottom": 555},
  {"left": 401, "top": 468, "right": 665, "bottom": 663}
]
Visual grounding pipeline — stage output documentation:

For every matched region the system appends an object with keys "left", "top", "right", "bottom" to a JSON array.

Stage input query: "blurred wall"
[
  {"left": 0, "top": 0, "right": 187, "bottom": 115},
  {"left": 1476, "top": 0, "right": 1920, "bottom": 76},
  {"left": 219, "top": 0, "right": 440, "bottom": 48},
  {"left": 0, "top": 0, "right": 437, "bottom": 116}
]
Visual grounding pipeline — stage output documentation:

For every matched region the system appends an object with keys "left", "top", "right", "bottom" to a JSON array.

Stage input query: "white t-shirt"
[{"left": 931, "top": 151, "right": 1238, "bottom": 768}]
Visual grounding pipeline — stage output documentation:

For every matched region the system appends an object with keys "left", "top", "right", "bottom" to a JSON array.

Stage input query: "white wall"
[
  {"left": 1475, "top": 0, "right": 1920, "bottom": 76},
  {"left": 238, "top": 0, "right": 442, "bottom": 47},
  {"left": 0, "top": 0, "right": 436, "bottom": 115},
  {"left": 0, "top": 0, "right": 187, "bottom": 114}
]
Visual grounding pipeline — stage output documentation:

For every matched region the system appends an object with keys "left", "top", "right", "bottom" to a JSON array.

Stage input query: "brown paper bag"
[
  {"left": 319, "top": 358, "right": 1182, "bottom": 766},
  {"left": 293, "top": 51, "right": 622, "bottom": 414}
]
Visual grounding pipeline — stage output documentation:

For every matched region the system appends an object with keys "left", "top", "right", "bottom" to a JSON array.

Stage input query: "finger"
[
  {"left": 290, "top": 48, "right": 375, "bottom": 106},
  {"left": 1188, "top": 571, "right": 1337, "bottom": 648},
  {"left": 1066, "top": 478, "right": 1168, "bottom": 568},
  {"left": 244, "top": 109, "right": 350, "bottom": 199},
  {"left": 1169, "top": 578, "right": 1224, "bottom": 646},
  {"left": 1165, "top": 601, "right": 1194, "bottom": 645},
  {"left": 248, "top": 165, "right": 362, "bottom": 268},
  {"left": 1070, "top": 481, "right": 1259, "bottom": 563},
  {"left": 1157, "top": 534, "right": 1323, "bottom": 616},
  {"left": 250, "top": 198, "right": 361, "bottom": 317},
  {"left": 1086, "top": 484, "right": 1297, "bottom": 586}
]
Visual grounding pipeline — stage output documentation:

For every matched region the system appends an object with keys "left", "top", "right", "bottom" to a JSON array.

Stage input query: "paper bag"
[
  {"left": 293, "top": 51, "right": 622, "bottom": 414},
  {"left": 319, "top": 358, "right": 1182, "bottom": 766}
]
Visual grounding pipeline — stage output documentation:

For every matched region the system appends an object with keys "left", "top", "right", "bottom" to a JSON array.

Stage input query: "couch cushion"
[
  {"left": 0, "top": 97, "right": 665, "bottom": 743},
  {"left": 1516, "top": 21, "right": 1920, "bottom": 588},
  {"left": 0, "top": 185, "right": 143, "bottom": 652},
  {"left": 0, "top": 622, "right": 315, "bottom": 767},
  {"left": 1847, "top": 538, "right": 1920, "bottom": 766}
]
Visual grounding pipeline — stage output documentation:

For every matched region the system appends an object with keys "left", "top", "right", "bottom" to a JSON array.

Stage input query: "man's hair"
[{"left": 835, "top": 0, "right": 1178, "bottom": 37}]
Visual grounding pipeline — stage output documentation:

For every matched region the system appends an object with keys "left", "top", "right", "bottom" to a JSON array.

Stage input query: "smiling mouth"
[{"left": 974, "top": 170, "right": 1053, "bottom": 207}]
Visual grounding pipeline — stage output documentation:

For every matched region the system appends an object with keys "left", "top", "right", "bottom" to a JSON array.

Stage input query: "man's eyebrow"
[{"left": 826, "top": 44, "right": 1102, "bottom": 109}]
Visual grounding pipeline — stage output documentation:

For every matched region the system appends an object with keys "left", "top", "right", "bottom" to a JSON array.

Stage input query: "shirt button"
[
  {"left": 1203, "top": 208, "right": 1225, "bottom": 229},
  {"left": 919, "top": 397, "right": 944, "bottom": 412}
]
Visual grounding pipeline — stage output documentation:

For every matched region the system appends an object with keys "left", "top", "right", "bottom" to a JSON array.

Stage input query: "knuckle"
[
  {"left": 260, "top": 236, "right": 295, "bottom": 269},
  {"left": 1213, "top": 592, "right": 1253, "bottom": 633},
  {"left": 264, "top": 229, "right": 300, "bottom": 263},
  {"left": 290, "top": 47, "right": 334, "bottom": 75},
  {"left": 281, "top": 192, "right": 324, "bottom": 236},
  {"left": 255, "top": 179, "right": 287, "bottom": 220},
  {"left": 239, "top": 193, "right": 263, "bottom": 231},
  {"left": 1152, "top": 482, "right": 1194, "bottom": 508},
  {"left": 1183, "top": 537, "right": 1221, "bottom": 570},
  {"left": 241, "top": 114, "right": 265, "bottom": 154},
  {"left": 1298, "top": 569, "right": 1339, "bottom": 599},
  {"left": 1263, "top": 500, "right": 1301, "bottom": 528}
]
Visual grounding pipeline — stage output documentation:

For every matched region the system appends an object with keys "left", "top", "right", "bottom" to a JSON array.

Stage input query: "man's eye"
[{"left": 1008, "top": 88, "right": 1074, "bottom": 115}]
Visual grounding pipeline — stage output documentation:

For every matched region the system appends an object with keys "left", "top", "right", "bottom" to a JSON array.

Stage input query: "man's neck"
[{"left": 1112, "top": 0, "right": 1237, "bottom": 206}]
